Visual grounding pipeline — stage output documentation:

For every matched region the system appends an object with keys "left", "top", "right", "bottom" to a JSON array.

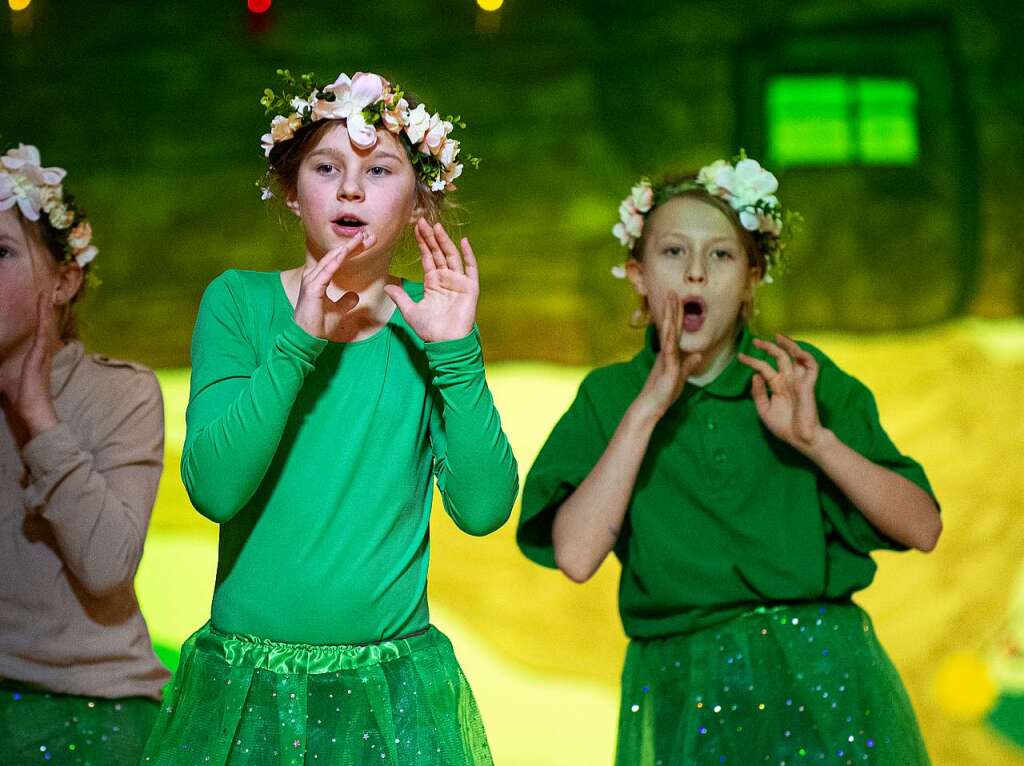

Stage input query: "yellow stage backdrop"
[{"left": 136, "top": 318, "right": 1024, "bottom": 766}]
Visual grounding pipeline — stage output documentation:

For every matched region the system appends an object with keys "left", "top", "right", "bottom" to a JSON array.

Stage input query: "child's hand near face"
[
  {"left": 0, "top": 293, "right": 59, "bottom": 446},
  {"left": 384, "top": 218, "right": 479, "bottom": 343},
  {"left": 633, "top": 291, "right": 704, "bottom": 423},
  {"left": 292, "top": 231, "right": 373, "bottom": 338},
  {"left": 738, "top": 335, "right": 824, "bottom": 454}
]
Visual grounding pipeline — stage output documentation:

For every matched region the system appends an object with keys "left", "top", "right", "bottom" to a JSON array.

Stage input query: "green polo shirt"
[{"left": 518, "top": 325, "right": 936, "bottom": 640}]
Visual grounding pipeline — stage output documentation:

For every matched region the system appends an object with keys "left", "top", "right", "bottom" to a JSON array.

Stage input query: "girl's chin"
[{"left": 677, "top": 334, "right": 711, "bottom": 354}]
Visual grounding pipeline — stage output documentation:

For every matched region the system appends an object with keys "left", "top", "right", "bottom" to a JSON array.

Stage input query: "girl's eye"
[
  {"left": 316, "top": 164, "right": 336, "bottom": 175},
  {"left": 712, "top": 248, "right": 733, "bottom": 259},
  {"left": 664, "top": 246, "right": 683, "bottom": 256},
  {"left": 0, "top": 247, "right": 11, "bottom": 259},
  {"left": 368, "top": 166, "right": 391, "bottom": 177}
]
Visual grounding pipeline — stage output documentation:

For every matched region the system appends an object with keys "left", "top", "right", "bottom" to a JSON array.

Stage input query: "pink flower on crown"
[
  {"left": 439, "top": 139, "right": 460, "bottom": 168},
  {"left": 382, "top": 97, "right": 410, "bottom": 134},
  {"left": 420, "top": 114, "right": 453, "bottom": 157},
  {"left": 68, "top": 222, "right": 93, "bottom": 250}
]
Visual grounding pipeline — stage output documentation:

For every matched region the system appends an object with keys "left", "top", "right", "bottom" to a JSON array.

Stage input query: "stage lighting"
[
  {"left": 247, "top": 0, "right": 271, "bottom": 13},
  {"left": 477, "top": 0, "right": 503, "bottom": 11},
  {"left": 9, "top": 0, "right": 31, "bottom": 12}
]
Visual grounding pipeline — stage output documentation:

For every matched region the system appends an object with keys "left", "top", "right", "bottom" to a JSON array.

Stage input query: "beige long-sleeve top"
[{"left": 1, "top": 341, "right": 169, "bottom": 701}]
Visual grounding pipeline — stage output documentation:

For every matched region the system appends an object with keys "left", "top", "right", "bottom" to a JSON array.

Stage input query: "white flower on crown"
[
  {"left": 404, "top": 104, "right": 432, "bottom": 145},
  {"left": 1, "top": 144, "right": 66, "bottom": 187},
  {"left": 696, "top": 159, "right": 731, "bottom": 195},
  {"left": 314, "top": 72, "right": 387, "bottom": 149},
  {"left": 0, "top": 144, "right": 67, "bottom": 222},
  {"left": 1, "top": 144, "right": 98, "bottom": 266},
  {"left": 75, "top": 245, "right": 98, "bottom": 267},
  {"left": 441, "top": 160, "right": 463, "bottom": 190},
  {"left": 291, "top": 94, "right": 313, "bottom": 117},
  {"left": 712, "top": 158, "right": 778, "bottom": 208},
  {"left": 439, "top": 139, "right": 460, "bottom": 168}
]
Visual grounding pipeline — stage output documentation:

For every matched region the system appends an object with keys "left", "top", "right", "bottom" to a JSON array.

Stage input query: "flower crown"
[
  {"left": 259, "top": 69, "right": 476, "bottom": 198},
  {"left": 611, "top": 153, "right": 797, "bottom": 284},
  {"left": 0, "top": 144, "right": 97, "bottom": 268}
]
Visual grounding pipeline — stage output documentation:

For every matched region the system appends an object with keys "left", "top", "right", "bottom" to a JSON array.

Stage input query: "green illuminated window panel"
[{"left": 767, "top": 76, "right": 919, "bottom": 167}]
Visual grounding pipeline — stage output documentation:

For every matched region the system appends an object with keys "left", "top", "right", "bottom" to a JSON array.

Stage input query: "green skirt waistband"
[{"left": 195, "top": 622, "right": 441, "bottom": 674}]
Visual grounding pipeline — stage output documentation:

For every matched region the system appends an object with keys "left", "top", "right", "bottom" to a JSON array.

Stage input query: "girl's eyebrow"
[
  {"left": 656, "top": 232, "right": 736, "bottom": 245},
  {"left": 306, "top": 148, "right": 404, "bottom": 162}
]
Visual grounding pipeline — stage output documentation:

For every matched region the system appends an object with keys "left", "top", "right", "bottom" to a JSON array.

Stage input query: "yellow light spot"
[
  {"left": 9, "top": 0, "right": 32, "bottom": 10},
  {"left": 933, "top": 651, "right": 998, "bottom": 721},
  {"left": 477, "top": 0, "right": 503, "bottom": 10}
]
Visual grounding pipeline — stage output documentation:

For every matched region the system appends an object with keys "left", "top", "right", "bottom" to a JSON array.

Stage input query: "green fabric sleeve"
[
  {"left": 181, "top": 272, "right": 326, "bottom": 523},
  {"left": 813, "top": 351, "right": 938, "bottom": 554},
  {"left": 517, "top": 377, "right": 606, "bottom": 568},
  {"left": 425, "top": 327, "right": 519, "bottom": 536}
]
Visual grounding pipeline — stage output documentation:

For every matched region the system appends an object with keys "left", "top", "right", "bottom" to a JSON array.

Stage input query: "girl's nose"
[{"left": 337, "top": 173, "right": 364, "bottom": 201}]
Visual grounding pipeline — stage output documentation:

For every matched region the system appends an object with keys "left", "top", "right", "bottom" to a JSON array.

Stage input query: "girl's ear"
[
  {"left": 285, "top": 193, "right": 302, "bottom": 218},
  {"left": 625, "top": 258, "right": 647, "bottom": 298},
  {"left": 53, "top": 262, "right": 84, "bottom": 307}
]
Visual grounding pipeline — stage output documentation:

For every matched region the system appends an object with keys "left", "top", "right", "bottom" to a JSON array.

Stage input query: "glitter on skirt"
[
  {"left": 140, "top": 622, "right": 492, "bottom": 765},
  {"left": 0, "top": 681, "right": 159, "bottom": 764},
  {"left": 615, "top": 602, "right": 930, "bottom": 765}
]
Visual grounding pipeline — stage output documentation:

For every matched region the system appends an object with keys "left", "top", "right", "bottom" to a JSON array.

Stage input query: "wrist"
[
  {"left": 799, "top": 427, "right": 838, "bottom": 463},
  {"left": 624, "top": 399, "right": 663, "bottom": 433}
]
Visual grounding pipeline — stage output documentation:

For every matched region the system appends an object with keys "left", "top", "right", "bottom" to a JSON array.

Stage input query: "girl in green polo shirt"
[
  {"left": 518, "top": 155, "right": 941, "bottom": 765},
  {"left": 140, "top": 70, "right": 518, "bottom": 765}
]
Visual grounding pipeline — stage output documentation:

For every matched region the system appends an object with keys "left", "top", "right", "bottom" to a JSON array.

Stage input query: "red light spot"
[{"left": 248, "top": 0, "right": 271, "bottom": 13}]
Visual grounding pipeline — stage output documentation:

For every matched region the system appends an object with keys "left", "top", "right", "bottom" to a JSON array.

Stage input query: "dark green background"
[{"left": 3, "top": 0, "right": 1022, "bottom": 367}]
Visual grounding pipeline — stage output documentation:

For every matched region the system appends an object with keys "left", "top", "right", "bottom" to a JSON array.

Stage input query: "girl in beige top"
[{"left": 0, "top": 143, "right": 168, "bottom": 764}]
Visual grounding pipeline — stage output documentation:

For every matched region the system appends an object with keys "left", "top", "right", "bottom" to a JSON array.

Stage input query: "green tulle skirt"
[
  {"left": 0, "top": 681, "right": 159, "bottom": 765},
  {"left": 140, "top": 623, "right": 492, "bottom": 766},
  {"left": 615, "top": 601, "right": 930, "bottom": 766}
]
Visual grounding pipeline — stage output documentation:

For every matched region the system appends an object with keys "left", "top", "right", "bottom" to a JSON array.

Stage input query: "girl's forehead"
[
  {"left": 0, "top": 208, "right": 29, "bottom": 244},
  {"left": 307, "top": 123, "right": 409, "bottom": 162},
  {"left": 648, "top": 196, "right": 739, "bottom": 241}
]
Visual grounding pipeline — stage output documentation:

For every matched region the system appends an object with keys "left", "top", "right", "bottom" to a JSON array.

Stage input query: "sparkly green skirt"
[
  {"left": 0, "top": 681, "right": 158, "bottom": 764},
  {"left": 140, "top": 623, "right": 492, "bottom": 766},
  {"left": 615, "top": 602, "right": 930, "bottom": 765}
]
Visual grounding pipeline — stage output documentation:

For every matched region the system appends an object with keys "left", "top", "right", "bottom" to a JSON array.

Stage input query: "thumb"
[{"left": 383, "top": 284, "right": 416, "bottom": 318}]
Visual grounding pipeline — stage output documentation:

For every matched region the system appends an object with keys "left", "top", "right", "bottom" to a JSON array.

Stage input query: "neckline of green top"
[
  {"left": 638, "top": 323, "right": 760, "bottom": 399},
  {"left": 274, "top": 272, "right": 411, "bottom": 347}
]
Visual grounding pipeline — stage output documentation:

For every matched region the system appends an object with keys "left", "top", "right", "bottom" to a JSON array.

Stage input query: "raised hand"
[
  {"left": 292, "top": 232, "right": 373, "bottom": 338},
  {"left": 383, "top": 218, "right": 478, "bottom": 343},
  {"left": 738, "top": 334, "right": 824, "bottom": 454},
  {"left": 633, "top": 291, "right": 704, "bottom": 423},
  {"left": 0, "top": 293, "right": 60, "bottom": 445}
]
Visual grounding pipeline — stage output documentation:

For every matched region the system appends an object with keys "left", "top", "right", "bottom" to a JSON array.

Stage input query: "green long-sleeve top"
[
  {"left": 182, "top": 270, "right": 518, "bottom": 644},
  {"left": 518, "top": 324, "right": 937, "bottom": 640}
]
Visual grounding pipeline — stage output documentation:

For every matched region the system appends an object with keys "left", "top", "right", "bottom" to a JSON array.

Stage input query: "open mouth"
[
  {"left": 681, "top": 296, "right": 707, "bottom": 332},
  {"left": 332, "top": 215, "right": 367, "bottom": 234}
]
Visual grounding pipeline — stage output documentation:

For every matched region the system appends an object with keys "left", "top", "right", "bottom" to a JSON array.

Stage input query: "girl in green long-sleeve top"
[
  {"left": 141, "top": 70, "right": 518, "bottom": 766},
  {"left": 518, "top": 155, "right": 940, "bottom": 765}
]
